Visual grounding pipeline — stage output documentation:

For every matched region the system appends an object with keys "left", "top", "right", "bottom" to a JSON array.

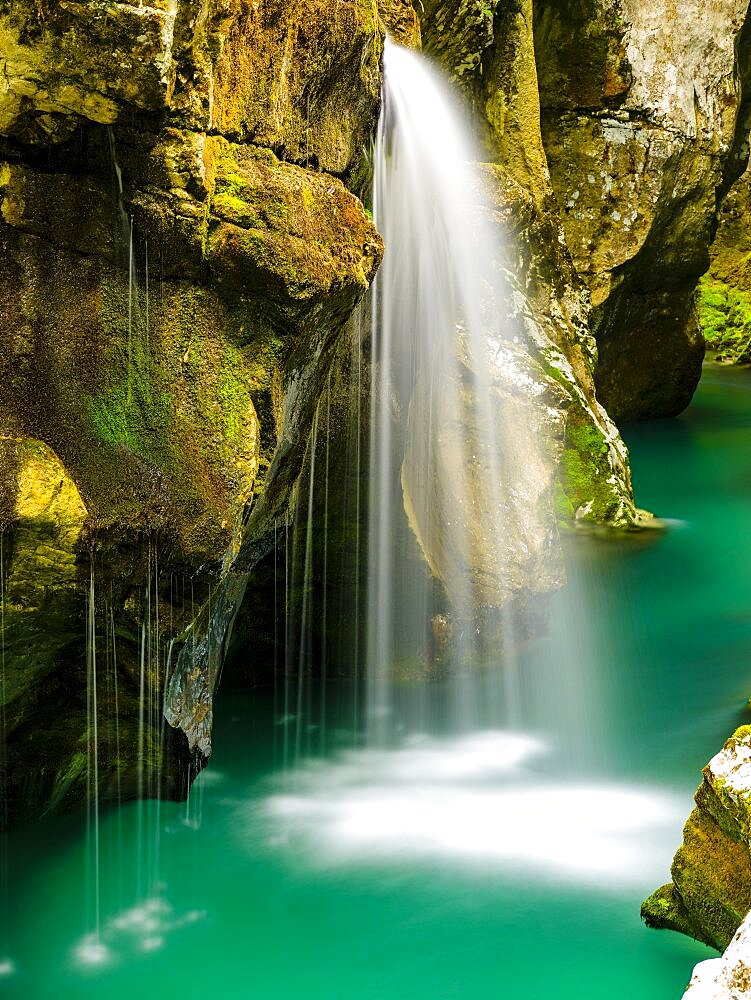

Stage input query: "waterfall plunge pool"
[{"left": 3, "top": 363, "right": 751, "bottom": 998}]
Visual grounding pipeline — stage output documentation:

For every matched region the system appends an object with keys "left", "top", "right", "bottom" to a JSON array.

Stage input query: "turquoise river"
[{"left": 3, "top": 362, "right": 751, "bottom": 999}]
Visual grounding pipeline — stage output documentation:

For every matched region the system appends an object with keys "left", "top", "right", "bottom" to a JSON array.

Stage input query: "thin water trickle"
[
  {"left": 295, "top": 406, "right": 320, "bottom": 765},
  {"left": 0, "top": 532, "right": 11, "bottom": 977},
  {"left": 320, "top": 375, "right": 332, "bottom": 756},
  {"left": 107, "top": 126, "right": 130, "bottom": 246},
  {"left": 127, "top": 221, "right": 135, "bottom": 403},
  {"left": 85, "top": 568, "right": 103, "bottom": 951}
]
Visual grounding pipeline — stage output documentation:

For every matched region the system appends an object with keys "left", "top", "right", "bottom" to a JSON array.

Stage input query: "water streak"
[{"left": 367, "top": 40, "right": 551, "bottom": 742}]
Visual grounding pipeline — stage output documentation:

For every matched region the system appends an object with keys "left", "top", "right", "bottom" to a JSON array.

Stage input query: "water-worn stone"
[{"left": 643, "top": 727, "right": 751, "bottom": 951}]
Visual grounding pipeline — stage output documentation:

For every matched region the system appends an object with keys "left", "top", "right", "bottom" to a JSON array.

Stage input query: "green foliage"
[{"left": 697, "top": 276, "right": 751, "bottom": 363}]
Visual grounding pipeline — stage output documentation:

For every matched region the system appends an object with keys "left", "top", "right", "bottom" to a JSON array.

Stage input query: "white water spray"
[{"left": 367, "top": 41, "right": 560, "bottom": 742}]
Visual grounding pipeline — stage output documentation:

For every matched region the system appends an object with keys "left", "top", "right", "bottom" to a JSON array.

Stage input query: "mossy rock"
[
  {"left": 697, "top": 277, "right": 751, "bottom": 364},
  {"left": 643, "top": 727, "right": 751, "bottom": 951},
  {"left": 206, "top": 139, "right": 383, "bottom": 322}
]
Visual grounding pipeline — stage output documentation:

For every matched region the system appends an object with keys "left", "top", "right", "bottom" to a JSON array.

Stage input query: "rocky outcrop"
[
  {"left": 535, "top": 0, "right": 751, "bottom": 421},
  {"left": 0, "top": 0, "right": 386, "bottom": 824},
  {"left": 420, "top": 1, "right": 636, "bottom": 527},
  {"left": 643, "top": 727, "right": 751, "bottom": 951},
  {"left": 681, "top": 910, "right": 751, "bottom": 998},
  {"left": 420, "top": 0, "right": 751, "bottom": 420}
]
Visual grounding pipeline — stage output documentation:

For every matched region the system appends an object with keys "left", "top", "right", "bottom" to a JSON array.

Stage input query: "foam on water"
[
  {"left": 254, "top": 733, "right": 683, "bottom": 886},
  {"left": 72, "top": 896, "right": 205, "bottom": 969}
]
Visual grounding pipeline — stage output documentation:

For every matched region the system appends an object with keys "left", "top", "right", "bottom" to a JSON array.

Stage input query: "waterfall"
[
  {"left": 366, "top": 40, "right": 559, "bottom": 742},
  {"left": 256, "top": 35, "right": 661, "bottom": 866}
]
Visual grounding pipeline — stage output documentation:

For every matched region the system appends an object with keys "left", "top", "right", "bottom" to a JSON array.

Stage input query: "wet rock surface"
[
  {"left": 643, "top": 727, "right": 751, "bottom": 952},
  {"left": 0, "top": 0, "right": 385, "bottom": 822},
  {"left": 535, "top": 0, "right": 751, "bottom": 420},
  {"left": 682, "top": 910, "right": 751, "bottom": 999}
]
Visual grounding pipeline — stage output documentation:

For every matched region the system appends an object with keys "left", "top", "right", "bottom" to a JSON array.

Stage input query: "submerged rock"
[{"left": 643, "top": 727, "right": 751, "bottom": 951}]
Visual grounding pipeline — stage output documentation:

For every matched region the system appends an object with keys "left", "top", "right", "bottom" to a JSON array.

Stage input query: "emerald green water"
[{"left": 3, "top": 364, "right": 751, "bottom": 999}]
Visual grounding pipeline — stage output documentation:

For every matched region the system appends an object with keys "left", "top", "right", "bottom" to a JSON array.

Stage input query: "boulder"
[{"left": 643, "top": 727, "right": 751, "bottom": 951}]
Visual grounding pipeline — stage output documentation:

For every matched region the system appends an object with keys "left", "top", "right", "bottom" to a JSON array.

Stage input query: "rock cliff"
[
  {"left": 535, "top": 0, "right": 751, "bottom": 421},
  {"left": 0, "top": 0, "right": 388, "bottom": 824}
]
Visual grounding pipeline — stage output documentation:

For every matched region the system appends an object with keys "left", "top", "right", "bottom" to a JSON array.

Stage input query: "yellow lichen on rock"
[
  {"left": 209, "top": 0, "right": 383, "bottom": 173},
  {"left": 643, "top": 726, "right": 751, "bottom": 951},
  {"left": 13, "top": 438, "right": 87, "bottom": 559}
]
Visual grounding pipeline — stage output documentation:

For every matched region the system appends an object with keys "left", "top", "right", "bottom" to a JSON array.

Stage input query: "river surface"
[{"left": 3, "top": 363, "right": 751, "bottom": 999}]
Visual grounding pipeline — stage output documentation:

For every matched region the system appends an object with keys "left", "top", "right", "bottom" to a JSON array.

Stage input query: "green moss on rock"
[
  {"left": 206, "top": 138, "right": 383, "bottom": 322},
  {"left": 643, "top": 726, "right": 751, "bottom": 951},
  {"left": 697, "top": 278, "right": 751, "bottom": 363}
]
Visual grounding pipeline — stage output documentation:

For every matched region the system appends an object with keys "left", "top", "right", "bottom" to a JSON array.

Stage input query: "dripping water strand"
[
  {"left": 109, "top": 592, "right": 124, "bottom": 906},
  {"left": 0, "top": 532, "right": 11, "bottom": 974},
  {"left": 283, "top": 520, "right": 291, "bottom": 769},
  {"left": 86, "top": 567, "right": 101, "bottom": 948},
  {"left": 353, "top": 309, "right": 363, "bottom": 738},
  {"left": 273, "top": 520, "right": 280, "bottom": 765},
  {"left": 295, "top": 405, "right": 319, "bottom": 767},
  {"left": 320, "top": 374, "right": 332, "bottom": 754}
]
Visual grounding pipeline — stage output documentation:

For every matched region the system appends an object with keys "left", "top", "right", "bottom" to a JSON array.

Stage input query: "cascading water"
[
  {"left": 0, "top": 533, "right": 11, "bottom": 981},
  {"left": 3, "top": 40, "right": 729, "bottom": 1000},
  {"left": 366, "top": 39, "right": 560, "bottom": 743},
  {"left": 254, "top": 41, "right": 677, "bottom": 880}
]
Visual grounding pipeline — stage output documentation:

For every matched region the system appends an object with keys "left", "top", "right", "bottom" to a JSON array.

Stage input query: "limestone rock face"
[
  {"left": 0, "top": 0, "right": 386, "bottom": 169},
  {"left": 0, "top": 0, "right": 177, "bottom": 138},
  {"left": 0, "top": 437, "right": 87, "bottom": 695},
  {"left": 682, "top": 910, "right": 751, "bottom": 999},
  {"left": 419, "top": 2, "right": 636, "bottom": 528},
  {"left": 0, "top": 436, "right": 196, "bottom": 825},
  {"left": 643, "top": 727, "right": 751, "bottom": 951},
  {"left": 535, "top": 0, "right": 751, "bottom": 420},
  {"left": 0, "top": 0, "right": 385, "bottom": 823}
]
